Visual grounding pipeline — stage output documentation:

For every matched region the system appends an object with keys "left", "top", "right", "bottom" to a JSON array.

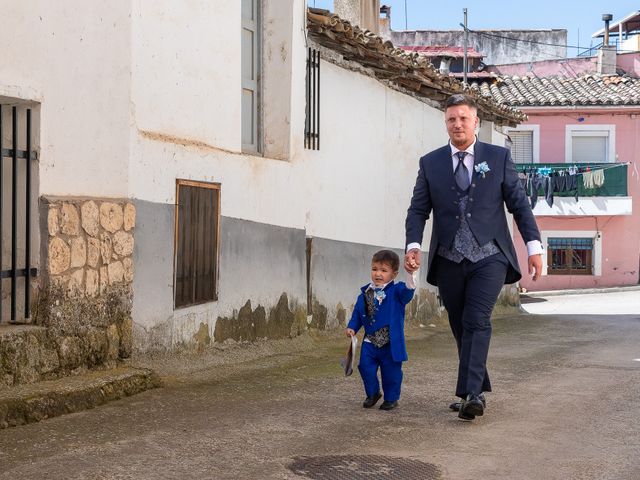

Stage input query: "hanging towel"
[
  {"left": 583, "top": 170, "right": 595, "bottom": 189},
  {"left": 591, "top": 169, "right": 605, "bottom": 187}
]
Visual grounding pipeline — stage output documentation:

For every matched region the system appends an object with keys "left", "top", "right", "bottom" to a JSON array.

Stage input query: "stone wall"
[{"left": 1, "top": 197, "right": 137, "bottom": 386}]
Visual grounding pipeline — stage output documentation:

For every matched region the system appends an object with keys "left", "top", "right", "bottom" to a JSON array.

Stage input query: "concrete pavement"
[
  {"left": 521, "top": 287, "right": 640, "bottom": 315},
  {"left": 1, "top": 300, "right": 639, "bottom": 479}
]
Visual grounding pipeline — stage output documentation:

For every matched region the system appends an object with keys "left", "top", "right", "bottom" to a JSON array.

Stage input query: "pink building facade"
[{"left": 509, "top": 108, "right": 639, "bottom": 291}]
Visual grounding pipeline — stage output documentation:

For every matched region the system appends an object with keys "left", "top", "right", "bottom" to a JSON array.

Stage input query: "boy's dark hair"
[
  {"left": 372, "top": 249, "right": 400, "bottom": 272},
  {"left": 445, "top": 94, "right": 477, "bottom": 111}
]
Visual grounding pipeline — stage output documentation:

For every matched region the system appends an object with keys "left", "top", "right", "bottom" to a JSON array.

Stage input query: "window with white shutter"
[
  {"left": 509, "top": 130, "right": 533, "bottom": 163},
  {"left": 571, "top": 132, "right": 608, "bottom": 163},
  {"left": 566, "top": 125, "right": 615, "bottom": 164}
]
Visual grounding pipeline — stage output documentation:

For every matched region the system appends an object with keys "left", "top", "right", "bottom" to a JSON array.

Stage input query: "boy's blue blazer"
[{"left": 347, "top": 281, "right": 414, "bottom": 363}]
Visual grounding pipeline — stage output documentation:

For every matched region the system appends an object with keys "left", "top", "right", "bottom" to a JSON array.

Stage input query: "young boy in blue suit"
[{"left": 346, "top": 250, "right": 416, "bottom": 410}]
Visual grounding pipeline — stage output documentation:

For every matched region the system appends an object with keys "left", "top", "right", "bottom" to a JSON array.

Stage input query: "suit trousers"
[
  {"left": 358, "top": 341, "right": 403, "bottom": 402},
  {"left": 435, "top": 252, "right": 509, "bottom": 398}
]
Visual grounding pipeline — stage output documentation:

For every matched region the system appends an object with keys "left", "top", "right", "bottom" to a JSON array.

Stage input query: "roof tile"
[{"left": 472, "top": 74, "right": 640, "bottom": 106}]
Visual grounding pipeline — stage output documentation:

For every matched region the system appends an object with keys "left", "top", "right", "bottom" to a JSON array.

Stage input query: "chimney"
[
  {"left": 379, "top": 4, "right": 391, "bottom": 34},
  {"left": 597, "top": 13, "right": 617, "bottom": 75},
  {"left": 602, "top": 13, "right": 613, "bottom": 46},
  {"left": 334, "top": 0, "right": 381, "bottom": 33}
]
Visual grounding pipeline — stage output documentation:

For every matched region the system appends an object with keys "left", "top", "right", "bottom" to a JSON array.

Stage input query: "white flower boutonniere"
[{"left": 474, "top": 161, "right": 491, "bottom": 178}]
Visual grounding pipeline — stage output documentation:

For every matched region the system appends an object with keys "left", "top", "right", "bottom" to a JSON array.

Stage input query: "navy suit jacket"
[
  {"left": 405, "top": 141, "right": 541, "bottom": 286},
  {"left": 347, "top": 281, "right": 414, "bottom": 363}
]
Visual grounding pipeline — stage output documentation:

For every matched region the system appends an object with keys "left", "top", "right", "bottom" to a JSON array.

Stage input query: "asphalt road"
[{"left": 1, "top": 300, "right": 639, "bottom": 479}]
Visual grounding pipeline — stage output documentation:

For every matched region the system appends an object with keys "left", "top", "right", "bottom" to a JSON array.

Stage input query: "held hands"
[
  {"left": 345, "top": 328, "right": 356, "bottom": 338},
  {"left": 404, "top": 248, "right": 421, "bottom": 273},
  {"left": 528, "top": 253, "right": 543, "bottom": 281}
]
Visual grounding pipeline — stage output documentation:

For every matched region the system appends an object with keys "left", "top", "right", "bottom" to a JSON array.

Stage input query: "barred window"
[
  {"left": 174, "top": 180, "right": 220, "bottom": 308},
  {"left": 547, "top": 237, "right": 593, "bottom": 275}
]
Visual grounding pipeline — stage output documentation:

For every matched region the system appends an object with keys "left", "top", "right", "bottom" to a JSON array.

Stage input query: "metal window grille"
[
  {"left": 174, "top": 180, "right": 220, "bottom": 308},
  {"left": 305, "top": 48, "right": 320, "bottom": 150},
  {"left": 547, "top": 237, "right": 594, "bottom": 275},
  {"left": 1, "top": 105, "right": 38, "bottom": 324}
]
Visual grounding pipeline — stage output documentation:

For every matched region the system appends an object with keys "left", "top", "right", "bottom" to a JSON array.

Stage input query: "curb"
[
  {"left": 522, "top": 285, "right": 640, "bottom": 298},
  {"left": 0, "top": 366, "right": 161, "bottom": 429}
]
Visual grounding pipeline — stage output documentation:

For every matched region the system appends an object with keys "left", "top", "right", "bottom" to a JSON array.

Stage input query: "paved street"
[
  {"left": 521, "top": 288, "right": 640, "bottom": 315},
  {"left": 1, "top": 295, "right": 640, "bottom": 479}
]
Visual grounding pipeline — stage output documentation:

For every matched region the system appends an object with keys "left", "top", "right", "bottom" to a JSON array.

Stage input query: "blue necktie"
[{"left": 455, "top": 151, "right": 470, "bottom": 190}]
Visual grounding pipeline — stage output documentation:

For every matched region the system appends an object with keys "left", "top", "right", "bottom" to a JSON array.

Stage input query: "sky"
[{"left": 308, "top": 1, "right": 640, "bottom": 57}]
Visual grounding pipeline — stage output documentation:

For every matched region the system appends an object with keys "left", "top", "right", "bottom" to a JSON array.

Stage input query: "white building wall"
[
  {"left": 0, "top": 0, "right": 132, "bottom": 198},
  {"left": 130, "top": 0, "right": 242, "bottom": 155}
]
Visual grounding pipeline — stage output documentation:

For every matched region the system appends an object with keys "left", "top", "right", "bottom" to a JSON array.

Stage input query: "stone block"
[
  {"left": 113, "top": 231, "right": 134, "bottom": 257},
  {"left": 124, "top": 203, "right": 136, "bottom": 231},
  {"left": 48, "top": 237, "right": 71, "bottom": 275},
  {"left": 57, "top": 336, "right": 84, "bottom": 370},
  {"left": 60, "top": 203, "right": 80, "bottom": 235},
  {"left": 68, "top": 269, "right": 85, "bottom": 296},
  {"left": 108, "top": 261, "right": 124, "bottom": 285},
  {"left": 70, "top": 237, "right": 87, "bottom": 268},
  {"left": 47, "top": 208, "right": 59, "bottom": 236},
  {"left": 122, "top": 257, "right": 134, "bottom": 283},
  {"left": 81, "top": 200, "right": 100, "bottom": 237},
  {"left": 100, "top": 202, "right": 123, "bottom": 233},
  {"left": 100, "top": 233, "right": 112, "bottom": 265},
  {"left": 87, "top": 237, "right": 100, "bottom": 268}
]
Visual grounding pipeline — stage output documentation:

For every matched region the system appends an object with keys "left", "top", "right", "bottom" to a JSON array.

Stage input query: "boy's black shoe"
[
  {"left": 379, "top": 400, "right": 398, "bottom": 411},
  {"left": 362, "top": 392, "right": 382, "bottom": 408}
]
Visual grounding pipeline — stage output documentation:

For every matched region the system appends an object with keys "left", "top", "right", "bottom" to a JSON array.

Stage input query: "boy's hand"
[
  {"left": 404, "top": 249, "right": 421, "bottom": 273},
  {"left": 345, "top": 328, "right": 356, "bottom": 337}
]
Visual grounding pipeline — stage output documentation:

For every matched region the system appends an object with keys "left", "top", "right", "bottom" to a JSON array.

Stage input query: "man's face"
[{"left": 445, "top": 104, "right": 478, "bottom": 149}]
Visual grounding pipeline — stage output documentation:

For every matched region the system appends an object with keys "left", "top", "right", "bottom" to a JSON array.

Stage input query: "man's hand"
[
  {"left": 404, "top": 248, "right": 421, "bottom": 273},
  {"left": 345, "top": 328, "right": 356, "bottom": 337},
  {"left": 528, "top": 254, "right": 543, "bottom": 281}
]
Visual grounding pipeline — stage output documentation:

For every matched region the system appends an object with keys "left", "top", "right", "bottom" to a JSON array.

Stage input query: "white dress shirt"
[{"left": 407, "top": 139, "right": 544, "bottom": 257}]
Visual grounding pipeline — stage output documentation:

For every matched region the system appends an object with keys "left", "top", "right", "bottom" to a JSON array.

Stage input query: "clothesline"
[
  {"left": 518, "top": 162, "right": 629, "bottom": 209},
  {"left": 517, "top": 162, "right": 629, "bottom": 176}
]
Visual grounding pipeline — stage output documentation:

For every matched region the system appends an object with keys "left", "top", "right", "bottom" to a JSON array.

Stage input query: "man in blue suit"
[{"left": 404, "top": 94, "right": 543, "bottom": 421}]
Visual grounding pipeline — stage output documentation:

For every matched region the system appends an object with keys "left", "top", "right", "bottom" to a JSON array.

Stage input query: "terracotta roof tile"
[
  {"left": 307, "top": 8, "right": 525, "bottom": 126},
  {"left": 471, "top": 74, "right": 640, "bottom": 106}
]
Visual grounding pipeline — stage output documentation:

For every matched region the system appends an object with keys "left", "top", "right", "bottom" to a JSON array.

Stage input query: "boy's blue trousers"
[{"left": 358, "top": 341, "right": 403, "bottom": 402}]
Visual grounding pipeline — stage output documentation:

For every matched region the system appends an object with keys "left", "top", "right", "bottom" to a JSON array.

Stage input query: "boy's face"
[{"left": 370, "top": 261, "right": 398, "bottom": 287}]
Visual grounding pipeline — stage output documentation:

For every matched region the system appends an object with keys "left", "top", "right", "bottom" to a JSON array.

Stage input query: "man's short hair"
[
  {"left": 446, "top": 94, "right": 477, "bottom": 111},
  {"left": 372, "top": 249, "right": 400, "bottom": 272}
]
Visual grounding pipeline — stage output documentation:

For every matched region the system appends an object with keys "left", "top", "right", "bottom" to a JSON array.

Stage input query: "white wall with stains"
[{"left": 0, "top": 0, "right": 132, "bottom": 198}]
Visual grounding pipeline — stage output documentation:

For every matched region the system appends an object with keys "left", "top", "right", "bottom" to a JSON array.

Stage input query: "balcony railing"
[{"left": 515, "top": 163, "right": 628, "bottom": 198}]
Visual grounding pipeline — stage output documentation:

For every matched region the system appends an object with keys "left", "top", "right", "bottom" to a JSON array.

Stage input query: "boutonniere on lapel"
[
  {"left": 374, "top": 289, "right": 386, "bottom": 304},
  {"left": 474, "top": 161, "right": 491, "bottom": 178}
]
